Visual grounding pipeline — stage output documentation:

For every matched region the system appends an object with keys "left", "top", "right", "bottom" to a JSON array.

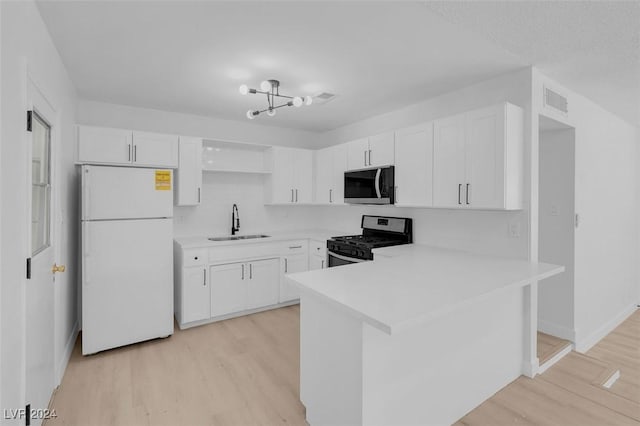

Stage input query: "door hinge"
[
  {"left": 26, "top": 258, "right": 32, "bottom": 279},
  {"left": 26, "top": 111, "right": 33, "bottom": 132},
  {"left": 25, "top": 403, "right": 31, "bottom": 426}
]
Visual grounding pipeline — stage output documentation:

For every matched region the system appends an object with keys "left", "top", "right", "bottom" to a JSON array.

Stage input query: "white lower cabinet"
[
  {"left": 280, "top": 253, "right": 308, "bottom": 303},
  {"left": 181, "top": 266, "right": 210, "bottom": 323},
  {"left": 210, "top": 262, "right": 247, "bottom": 317},
  {"left": 246, "top": 258, "right": 280, "bottom": 309},
  {"left": 309, "top": 255, "right": 326, "bottom": 271}
]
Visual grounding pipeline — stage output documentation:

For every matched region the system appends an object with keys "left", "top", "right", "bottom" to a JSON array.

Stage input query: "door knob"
[{"left": 52, "top": 264, "right": 66, "bottom": 273}]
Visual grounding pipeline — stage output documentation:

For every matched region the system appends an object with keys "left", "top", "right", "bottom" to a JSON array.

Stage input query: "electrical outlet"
[{"left": 508, "top": 222, "right": 521, "bottom": 238}]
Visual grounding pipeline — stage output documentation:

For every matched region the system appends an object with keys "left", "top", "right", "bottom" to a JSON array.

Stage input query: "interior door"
[
  {"left": 26, "top": 82, "right": 58, "bottom": 426},
  {"left": 433, "top": 114, "right": 466, "bottom": 207}
]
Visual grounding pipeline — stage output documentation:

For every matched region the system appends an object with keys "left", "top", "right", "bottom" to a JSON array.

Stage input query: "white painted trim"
[
  {"left": 602, "top": 370, "right": 620, "bottom": 389},
  {"left": 537, "top": 319, "right": 576, "bottom": 342},
  {"left": 575, "top": 304, "right": 638, "bottom": 353},
  {"left": 537, "top": 343, "right": 573, "bottom": 375},
  {"left": 522, "top": 359, "right": 539, "bottom": 378},
  {"left": 55, "top": 322, "right": 78, "bottom": 386}
]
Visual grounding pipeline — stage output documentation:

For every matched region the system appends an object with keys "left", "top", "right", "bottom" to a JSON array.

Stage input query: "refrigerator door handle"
[{"left": 83, "top": 224, "right": 90, "bottom": 286}]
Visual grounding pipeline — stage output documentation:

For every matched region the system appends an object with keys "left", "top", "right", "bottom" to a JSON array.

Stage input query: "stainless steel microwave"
[{"left": 344, "top": 166, "right": 395, "bottom": 205}]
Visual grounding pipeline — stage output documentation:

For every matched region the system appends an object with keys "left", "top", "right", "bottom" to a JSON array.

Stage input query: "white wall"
[
  {"left": 174, "top": 173, "right": 323, "bottom": 237},
  {"left": 315, "top": 68, "right": 533, "bottom": 258},
  {"left": 532, "top": 70, "right": 639, "bottom": 351},
  {"left": 1, "top": 0, "right": 78, "bottom": 418},
  {"left": 538, "top": 129, "right": 576, "bottom": 340},
  {"left": 77, "top": 99, "right": 323, "bottom": 149}
]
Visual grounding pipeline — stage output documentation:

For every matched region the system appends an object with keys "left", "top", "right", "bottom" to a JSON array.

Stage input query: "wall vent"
[
  {"left": 312, "top": 92, "right": 337, "bottom": 105},
  {"left": 543, "top": 86, "right": 568, "bottom": 116}
]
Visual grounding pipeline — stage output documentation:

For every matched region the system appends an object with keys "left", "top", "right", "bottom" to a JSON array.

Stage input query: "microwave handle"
[{"left": 374, "top": 168, "right": 382, "bottom": 198}]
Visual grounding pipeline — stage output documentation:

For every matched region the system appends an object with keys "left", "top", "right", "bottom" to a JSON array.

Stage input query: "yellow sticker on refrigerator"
[{"left": 155, "top": 170, "right": 171, "bottom": 190}]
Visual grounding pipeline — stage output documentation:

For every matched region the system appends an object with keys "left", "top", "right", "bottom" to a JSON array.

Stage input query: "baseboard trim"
[
  {"left": 537, "top": 319, "right": 575, "bottom": 342},
  {"left": 522, "top": 359, "right": 539, "bottom": 378},
  {"left": 575, "top": 304, "right": 638, "bottom": 353},
  {"left": 537, "top": 343, "right": 573, "bottom": 374},
  {"left": 56, "top": 321, "right": 79, "bottom": 386}
]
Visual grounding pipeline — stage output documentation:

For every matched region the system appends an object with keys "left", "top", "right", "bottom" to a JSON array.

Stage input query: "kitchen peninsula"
[{"left": 286, "top": 244, "right": 564, "bottom": 426}]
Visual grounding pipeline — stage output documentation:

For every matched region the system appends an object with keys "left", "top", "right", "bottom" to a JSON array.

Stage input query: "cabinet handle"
[
  {"left": 291, "top": 189, "right": 294, "bottom": 203},
  {"left": 321, "top": 260, "right": 325, "bottom": 269},
  {"left": 395, "top": 186, "right": 398, "bottom": 203},
  {"left": 295, "top": 189, "right": 298, "bottom": 202},
  {"left": 134, "top": 145, "right": 137, "bottom": 162},
  {"left": 249, "top": 263, "right": 253, "bottom": 279},
  {"left": 203, "top": 269, "right": 206, "bottom": 286},
  {"left": 289, "top": 245, "right": 302, "bottom": 249},
  {"left": 197, "top": 187, "right": 201, "bottom": 203},
  {"left": 364, "top": 151, "right": 367, "bottom": 166},
  {"left": 368, "top": 149, "right": 372, "bottom": 166},
  {"left": 466, "top": 183, "right": 470, "bottom": 205},
  {"left": 127, "top": 144, "right": 131, "bottom": 162},
  {"left": 329, "top": 188, "right": 332, "bottom": 203},
  {"left": 458, "top": 184, "right": 462, "bottom": 205},
  {"left": 242, "top": 264, "right": 245, "bottom": 280},
  {"left": 285, "top": 258, "right": 288, "bottom": 273}
]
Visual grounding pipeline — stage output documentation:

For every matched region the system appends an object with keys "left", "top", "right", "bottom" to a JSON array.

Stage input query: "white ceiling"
[{"left": 36, "top": 1, "right": 639, "bottom": 131}]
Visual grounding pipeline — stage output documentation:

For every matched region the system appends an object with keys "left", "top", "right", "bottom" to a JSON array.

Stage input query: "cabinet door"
[
  {"left": 132, "top": 131, "right": 179, "bottom": 168},
  {"left": 182, "top": 267, "right": 210, "bottom": 323},
  {"left": 77, "top": 126, "right": 133, "bottom": 165},
  {"left": 309, "top": 255, "right": 326, "bottom": 271},
  {"left": 346, "top": 138, "right": 369, "bottom": 170},
  {"left": 293, "top": 149, "right": 313, "bottom": 203},
  {"left": 210, "top": 262, "right": 247, "bottom": 317},
  {"left": 314, "top": 147, "right": 332, "bottom": 203},
  {"left": 433, "top": 114, "right": 466, "bottom": 208},
  {"left": 331, "top": 144, "right": 348, "bottom": 204},
  {"left": 268, "top": 147, "right": 295, "bottom": 204},
  {"left": 395, "top": 123, "right": 433, "bottom": 206},
  {"left": 280, "top": 254, "right": 308, "bottom": 302},
  {"left": 368, "top": 131, "right": 395, "bottom": 167},
  {"left": 246, "top": 258, "right": 280, "bottom": 310},
  {"left": 175, "top": 137, "right": 202, "bottom": 206},
  {"left": 465, "top": 105, "right": 506, "bottom": 209}
]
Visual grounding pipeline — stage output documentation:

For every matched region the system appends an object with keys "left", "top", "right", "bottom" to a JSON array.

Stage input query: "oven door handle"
[
  {"left": 328, "top": 251, "right": 368, "bottom": 263},
  {"left": 374, "top": 168, "right": 382, "bottom": 199}
]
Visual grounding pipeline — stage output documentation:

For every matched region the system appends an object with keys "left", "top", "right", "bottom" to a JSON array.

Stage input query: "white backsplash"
[{"left": 173, "top": 172, "right": 322, "bottom": 237}]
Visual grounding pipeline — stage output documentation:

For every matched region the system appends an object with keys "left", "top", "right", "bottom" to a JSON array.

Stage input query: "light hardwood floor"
[
  {"left": 537, "top": 331, "right": 571, "bottom": 365},
  {"left": 48, "top": 308, "right": 639, "bottom": 426}
]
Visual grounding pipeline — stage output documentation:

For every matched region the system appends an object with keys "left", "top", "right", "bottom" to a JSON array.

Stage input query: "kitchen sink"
[{"left": 208, "top": 234, "right": 270, "bottom": 241}]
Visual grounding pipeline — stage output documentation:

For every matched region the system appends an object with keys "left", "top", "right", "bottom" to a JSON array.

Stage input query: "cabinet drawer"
[
  {"left": 280, "top": 240, "right": 308, "bottom": 255},
  {"left": 309, "top": 239, "right": 327, "bottom": 256},
  {"left": 183, "top": 249, "right": 207, "bottom": 267}
]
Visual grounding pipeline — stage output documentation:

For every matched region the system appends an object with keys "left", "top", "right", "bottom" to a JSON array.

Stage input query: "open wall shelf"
[{"left": 202, "top": 139, "right": 272, "bottom": 174}]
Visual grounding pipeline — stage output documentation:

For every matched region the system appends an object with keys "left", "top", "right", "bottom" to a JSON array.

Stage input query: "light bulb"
[
  {"left": 267, "top": 109, "right": 276, "bottom": 117},
  {"left": 246, "top": 109, "right": 256, "bottom": 120},
  {"left": 260, "top": 80, "right": 271, "bottom": 92},
  {"left": 238, "top": 84, "right": 249, "bottom": 95},
  {"left": 293, "top": 96, "right": 303, "bottom": 107},
  {"left": 305, "top": 95, "right": 313, "bottom": 106}
]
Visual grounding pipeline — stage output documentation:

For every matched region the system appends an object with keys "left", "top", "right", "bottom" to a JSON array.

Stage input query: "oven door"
[
  {"left": 327, "top": 251, "right": 368, "bottom": 267},
  {"left": 344, "top": 166, "right": 394, "bottom": 204}
]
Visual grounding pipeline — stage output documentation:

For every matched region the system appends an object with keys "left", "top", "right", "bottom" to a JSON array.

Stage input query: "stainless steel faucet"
[{"left": 231, "top": 204, "right": 240, "bottom": 235}]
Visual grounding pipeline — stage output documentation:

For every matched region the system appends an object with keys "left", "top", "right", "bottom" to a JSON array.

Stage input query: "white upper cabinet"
[
  {"left": 265, "top": 146, "right": 313, "bottom": 204},
  {"left": 346, "top": 132, "right": 395, "bottom": 170},
  {"left": 368, "top": 131, "right": 395, "bottom": 167},
  {"left": 77, "top": 125, "right": 179, "bottom": 168},
  {"left": 394, "top": 123, "right": 434, "bottom": 207},
  {"left": 77, "top": 126, "right": 133, "bottom": 165},
  {"left": 175, "top": 137, "right": 202, "bottom": 206},
  {"left": 433, "top": 103, "right": 523, "bottom": 210},
  {"left": 132, "top": 131, "right": 179, "bottom": 168},
  {"left": 314, "top": 144, "right": 347, "bottom": 204}
]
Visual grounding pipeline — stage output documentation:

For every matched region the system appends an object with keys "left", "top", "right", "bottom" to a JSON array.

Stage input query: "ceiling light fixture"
[{"left": 239, "top": 79, "right": 312, "bottom": 119}]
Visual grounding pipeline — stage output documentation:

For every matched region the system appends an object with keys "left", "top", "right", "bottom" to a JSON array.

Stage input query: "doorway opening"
[{"left": 537, "top": 115, "right": 575, "bottom": 371}]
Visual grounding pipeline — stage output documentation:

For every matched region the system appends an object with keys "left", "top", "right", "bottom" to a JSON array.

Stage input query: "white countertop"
[
  {"left": 287, "top": 244, "right": 564, "bottom": 334},
  {"left": 174, "top": 229, "right": 347, "bottom": 249}
]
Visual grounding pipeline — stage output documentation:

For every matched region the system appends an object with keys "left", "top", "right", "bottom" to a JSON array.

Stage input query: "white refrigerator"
[{"left": 81, "top": 165, "right": 174, "bottom": 355}]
